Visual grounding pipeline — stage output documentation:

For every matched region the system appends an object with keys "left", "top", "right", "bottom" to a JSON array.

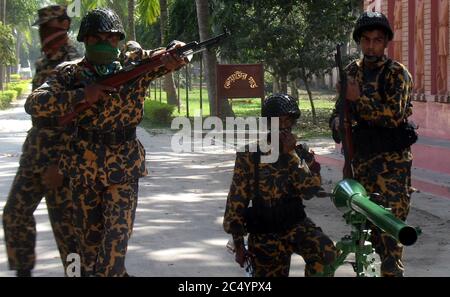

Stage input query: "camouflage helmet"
[
  {"left": 32, "top": 5, "right": 70, "bottom": 26},
  {"left": 262, "top": 94, "right": 301, "bottom": 119},
  {"left": 353, "top": 11, "right": 394, "bottom": 42},
  {"left": 77, "top": 8, "right": 126, "bottom": 42}
]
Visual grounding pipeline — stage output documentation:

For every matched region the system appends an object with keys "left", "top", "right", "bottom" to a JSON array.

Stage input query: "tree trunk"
[
  {"left": 273, "top": 75, "right": 280, "bottom": 93},
  {"left": 127, "top": 0, "right": 136, "bottom": 41},
  {"left": 302, "top": 70, "right": 317, "bottom": 125},
  {"left": 280, "top": 74, "right": 288, "bottom": 94},
  {"left": 0, "top": 0, "right": 6, "bottom": 91},
  {"left": 14, "top": 30, "right": 20, "bottom": 74},
  {"left": 290, "top": 81, "right": 298, "bottom": 99},
  {"left": 195, "top": 0, "right": 233, "bottom": 117},
  {"left": 159, "top": 0, "right": 178, "bottom": 106}
]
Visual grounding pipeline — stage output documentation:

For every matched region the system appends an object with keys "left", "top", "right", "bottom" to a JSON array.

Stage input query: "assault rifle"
[
  {"left": 59, "top": 31, "right": 229, "bottom": 125},
  {"left": 335, "top": 44, "right": 354, "bottom": 178}
]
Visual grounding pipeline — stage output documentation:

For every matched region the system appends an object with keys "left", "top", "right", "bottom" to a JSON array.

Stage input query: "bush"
[
  {"left": 7, "top": 82, "right": 29, "bottom": 98},
  {"left": 144, "top": 100, "right": 176, "bottom": 125},
  {"left": 0, "top": 90, "right": 17, "bottom": 109},
  {"left": 10, "top": 74, "right": 21, "bottom": 81}
]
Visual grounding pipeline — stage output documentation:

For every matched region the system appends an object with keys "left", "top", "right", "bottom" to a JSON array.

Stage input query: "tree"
[
  {"left": 128, "top": 0, "right": 136, "bottom": 41},
  {"left": 159, "top": 0, "right": 178, "bottom": 106},
  {"left": 5, "top": 0, "right": 39, "bottom": 75},
  {"left": 0, "top": 0, "right": 6, "bottom": 90},
  {"left": 289, "top": 0, "right": 357, "bottom": 124},
  {"left": 0, "top": 22, "right": 16, "bottom": 90},
  {"left": 196, "top": 0, "right": 233, "bottom": 117},
  {"left": 213, "top": 0, "right": 357, "bottom": 122}
]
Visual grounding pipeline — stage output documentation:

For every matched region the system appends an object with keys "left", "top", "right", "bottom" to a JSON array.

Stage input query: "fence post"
[
  {"left": 177, "top": 70, "right": 181, "bottom": 113},
  {"left": 200, "top": 59, "right": 203, "bottom": 117},
  {"left": 159, "top": 78, "right": 162, "bottom": 102},
  {"left": 185, "top": 66, "right": 189, "bottom": 118}
]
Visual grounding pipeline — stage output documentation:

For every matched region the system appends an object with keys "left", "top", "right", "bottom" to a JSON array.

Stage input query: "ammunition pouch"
[
  {"left": 244, "top": 198, "right": 306, "bottom": 234},
  {"left": 352, "top": 121, "right": 418, "bottom": 156}
]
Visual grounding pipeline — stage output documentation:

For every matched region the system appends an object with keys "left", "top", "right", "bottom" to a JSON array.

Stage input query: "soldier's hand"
[
  {"left": 280, "top": 131, "right": 297, "bottom": 154},
  {"left": 346, "top": 77, "right": 360, "bottom": 101},
  {"left": 331, "top": 117, "right": 340, "bottom": 131},
  {"left": 234, "top": 243, "right": 246, "bottom": 268},
  {"left": 161, "top": 41, "right": 188, "bottom": 71},
  {"left": 42, "top": 164, "right": 63, "bottom": 190},
  {"left": 84, "top": 83, "right": 117, "bottom": 105},
  {"left": 235, "top": 243, "right": 254, "bottom": 268}
]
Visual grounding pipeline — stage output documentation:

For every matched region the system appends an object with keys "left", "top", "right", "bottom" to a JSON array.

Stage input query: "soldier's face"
[
  {"left": 45, "top": 18, "right": 70, "bottom": 30},
  {"left": 359, "top": 30, "right": 388, "bottom": 57},
  {"left": 279, "top": 115, "right": 295, "bottom": 132},
  {"left": 86, "top": 32, "right": 121, "bottom": 48}
]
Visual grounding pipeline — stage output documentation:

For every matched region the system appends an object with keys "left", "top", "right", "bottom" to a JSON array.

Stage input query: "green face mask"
[{"left": 85, "top": 41, "right": 120, "bottom": 65}]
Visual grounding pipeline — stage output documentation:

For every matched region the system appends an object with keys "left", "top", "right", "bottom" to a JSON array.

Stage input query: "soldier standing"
[
  {"left": 224, "top": 94, "right": 337, "bottom": 277},
  {"left": 25, "top": 8, "right": 187, "bottom": 277},
  {"left": 330, "top": 12, "right": 416, "bottom": 277},
  {"left": 2, "top": 5, "right": 81, "bottom": 277}
]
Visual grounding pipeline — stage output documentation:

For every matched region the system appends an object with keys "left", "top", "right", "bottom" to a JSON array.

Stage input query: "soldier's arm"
[
  {"left": 355, "top": 66, "right": 413, "bottom": 127},
  {"left": 290, "top": 153, "right": 322, "bottom": 200},
  {"left": 25, "top": 67, "right": 86, "bottom": 118},
  {"left": 329, "top": 62, "right": 356, "bottom": 142},
  {"left": 123, "top": 41, "right": 185, "bottom": 84},
  {"left": 223, "top": 152, "right": 252, "bottom": 244}
]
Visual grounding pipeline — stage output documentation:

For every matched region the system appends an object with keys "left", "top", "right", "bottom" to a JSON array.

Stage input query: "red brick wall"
[{"left": 364, "top": 0, "right": 450, "bottom": 101}]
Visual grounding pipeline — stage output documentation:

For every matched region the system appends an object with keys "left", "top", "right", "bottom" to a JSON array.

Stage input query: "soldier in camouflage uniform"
[
  {"left": 224, "top": 94, "right": 337, "bottom": 277},
  {"left": 330, "top": 12, "right": 415, "bottom": 277},
  {"left": 25, "top": 8, "right": 187, "bottom": 277},
  {"left": 2, "top": 5, "right": 80, "bottom": 277},
  {"left": 32, "top": 5, "right": 80, "bottom": 90}
]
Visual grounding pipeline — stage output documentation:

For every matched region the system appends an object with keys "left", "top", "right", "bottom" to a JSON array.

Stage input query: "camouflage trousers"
[
  {"left": 71, "top": 179, "right": 138, "bottom": 277},
  {"left": 353, "top": 150, "right": 413, "bottom": 277},
  {"left": 248, "top": 218, "right": 337, "bottom": 277},
  {"left": 2, "top": 164, "right": 78, "bottom": 273}
]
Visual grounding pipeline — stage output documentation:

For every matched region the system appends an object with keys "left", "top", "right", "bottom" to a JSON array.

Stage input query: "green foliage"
[
  {"left": 137, "top": 0, "right": 160, "bottom": 25},
  {"left": 6, "top": 81, "right": 30, "bottom": 98},
  {"left": 144, "top": 100, "right": 176, "bottom": 124},
  {"left": 212, "top": 0, "right": 358, "bottom": 80},
  {"left": 6, "top": 0, "right": 39, "bottom": 26},
  {"left": 0, "top": 90, "right": 18, "bottom": 109},
  {"left": 6, "top": 0, "right": 39, "bottom": 67},
  {"left": 168, "top": 0, "right": 199, "bottom": 42},
  {"left": 0, "top": 23, "right": 16, "bottom": 66},
  {"left": 10, "top": 74, "right": 21, "bottom": 81}
]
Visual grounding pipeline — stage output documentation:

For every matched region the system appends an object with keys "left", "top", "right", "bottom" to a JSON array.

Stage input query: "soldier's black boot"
[{"left": 16, "top": 269, "right": 32, "bottom": 277}]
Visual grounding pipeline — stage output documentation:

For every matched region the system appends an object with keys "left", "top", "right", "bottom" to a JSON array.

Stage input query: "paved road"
[{"left": 0, "top": 99, "right": 448, "bottom": 277}]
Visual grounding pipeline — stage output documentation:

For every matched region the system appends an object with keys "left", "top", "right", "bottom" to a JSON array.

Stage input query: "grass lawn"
[{"left": 143, "top": 86, "right": 337, "bottom": 139}]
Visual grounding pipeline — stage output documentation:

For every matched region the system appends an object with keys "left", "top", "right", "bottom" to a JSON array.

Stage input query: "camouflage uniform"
[
  {"left": 331, "top": 55, "right": 414, "bottom": 276},
  {"left": 32, "top": 43, "right": 80, "bottom": 90},
  {"left": 223, "top": 150, "right": 337, "bottom": 277},
  {"left": 2, "top": 6, "right": 80, "bottom": 274},
  {"left": 26, "top": 40, "right": 173, "bottom": 276}
]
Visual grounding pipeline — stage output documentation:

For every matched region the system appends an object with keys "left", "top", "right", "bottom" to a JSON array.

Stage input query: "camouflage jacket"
[
  {"left": 25, "top": 42, "right": 169, "bottom": 186},
  {"left": 331, "top": 55, "right": 413, "bottom": 128},
  {"left": 19, "top": 43, "right": 80, "bottom": 168},
  {"left": 330, "top": 55, "right": 414, "bottom": 165},
  {"left": 223, "top": 150, "right": 322, "bottom": 241},
  {"left": 32, "top": 43, "right": 80, "bottom": 91}
]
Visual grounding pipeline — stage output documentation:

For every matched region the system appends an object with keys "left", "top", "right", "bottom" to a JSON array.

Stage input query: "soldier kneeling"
[{"left": 223, "top": 94, "right": 337, "bottom": 277}]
